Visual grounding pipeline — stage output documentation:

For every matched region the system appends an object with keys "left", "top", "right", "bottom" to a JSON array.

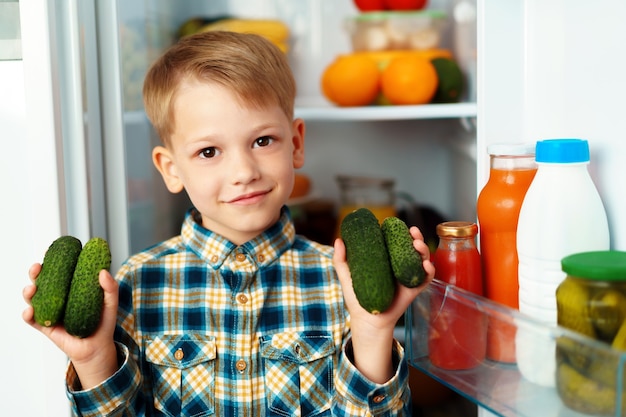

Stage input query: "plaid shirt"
[{"left": 66, "top": 207, "right": 411, "bottom": 416}]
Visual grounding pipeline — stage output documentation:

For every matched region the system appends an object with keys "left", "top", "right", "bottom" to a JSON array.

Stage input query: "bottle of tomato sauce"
[{"left": 429, "top": 221, "right": 486, "bottom": 370}]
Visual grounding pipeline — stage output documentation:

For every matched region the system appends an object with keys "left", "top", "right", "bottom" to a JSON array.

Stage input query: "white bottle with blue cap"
[{"left": 515, "top": 138, "right": 610, "bottom": 387}]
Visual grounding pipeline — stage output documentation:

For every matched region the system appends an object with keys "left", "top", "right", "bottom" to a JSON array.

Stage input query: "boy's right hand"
[{"left": 22, "top": 263, "right": 120, "bottom": 389}]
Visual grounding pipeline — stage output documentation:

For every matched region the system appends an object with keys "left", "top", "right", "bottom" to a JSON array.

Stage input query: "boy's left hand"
[
  {"left": 333, "top": 225, "right": 434, "bottom": 326},
  {"left": 332, "top": 225, "right": 434, "bottom": 383}
]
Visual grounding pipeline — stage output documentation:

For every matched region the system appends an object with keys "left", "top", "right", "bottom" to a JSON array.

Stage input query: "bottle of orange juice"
[
  {"left": 476, "top": 143, "right": 536, "bottom": 363},
  {"left": 335, "top": 175, "right": 397, "bottom": 238}
]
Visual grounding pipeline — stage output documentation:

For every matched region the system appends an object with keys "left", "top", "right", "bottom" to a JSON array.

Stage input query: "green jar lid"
[{"left": 561, "top": 251, "right": 626, "bottom": 281}]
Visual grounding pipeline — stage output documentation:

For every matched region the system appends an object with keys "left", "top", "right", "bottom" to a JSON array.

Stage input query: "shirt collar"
[{"left": 180, "top": 206, "right": 296, "bottom": 269}]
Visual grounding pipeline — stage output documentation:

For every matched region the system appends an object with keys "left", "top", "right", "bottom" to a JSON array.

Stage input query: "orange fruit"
[
  {"left": 290, "top": 173, "right": 311, "bottom": 199},
  {"left": 321, "top": 54, "right": 381, "bottom": 107},
  {"left": 380, "top": 55, "right": 438, "bottom": 105}
]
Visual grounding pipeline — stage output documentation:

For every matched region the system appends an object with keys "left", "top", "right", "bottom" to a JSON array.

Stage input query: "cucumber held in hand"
[
  {"left": 340, "top": 208, "right": 395, "bottom": 314},
  {"left": 63, "top": 237, "right": 111, "bottom": 338},
  {"left": 381, "top": 216, "right": 426, "bottom": 288},
  {"left": 31, "top": 236, "right": 83, "bottom": 327}
]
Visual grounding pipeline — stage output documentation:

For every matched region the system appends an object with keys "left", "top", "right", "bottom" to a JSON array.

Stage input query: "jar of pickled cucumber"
[{"left": 556, "top": 251, "right": 626, "bottom": 416}]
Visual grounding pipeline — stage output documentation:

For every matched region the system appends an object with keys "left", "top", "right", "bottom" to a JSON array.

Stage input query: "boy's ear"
[
  {"left": 152, "top": 146, "right": 184, "bottom": 193},
  {"left": 292, "top": 118, "right": 306, "bottom": 169}
]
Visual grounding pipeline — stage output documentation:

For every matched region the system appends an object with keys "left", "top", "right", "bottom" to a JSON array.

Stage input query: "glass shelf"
[
  {"left": 406, "top": 280, "right": 626, "bottom": 417},
  {"left": 294, "top": 97, "right": 477, "bottom": 122},
  {"left": 123, "top": 101, "right": 478, "bottom": 125}
]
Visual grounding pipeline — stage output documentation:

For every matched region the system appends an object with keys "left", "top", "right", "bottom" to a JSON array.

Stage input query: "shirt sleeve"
[
  {"left": 333, "top": 338, "right": 412, "bottom": 416},
  {"left": 66, "top": 342, "right": 142, "bottom": 417}
]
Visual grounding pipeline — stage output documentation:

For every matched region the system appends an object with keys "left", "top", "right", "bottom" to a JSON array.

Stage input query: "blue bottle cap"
[{"left": 535, "top": 139, "right": 590, "bottom": 163}]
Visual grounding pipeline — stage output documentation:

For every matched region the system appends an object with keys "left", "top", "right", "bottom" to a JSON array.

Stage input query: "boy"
[{"left": 23, "top": 31, "right": 434, "bottom": 416}]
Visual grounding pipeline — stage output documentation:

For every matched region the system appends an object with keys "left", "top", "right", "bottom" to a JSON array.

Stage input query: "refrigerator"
[{"left": 5, "top": 0, "right": 626, "bottom": 415}]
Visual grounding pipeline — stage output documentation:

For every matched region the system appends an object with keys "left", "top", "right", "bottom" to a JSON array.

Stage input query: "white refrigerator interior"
[
  {"left": 95, "top": 0, "right": 478, "bottom": 269},
  {"left": 11, "top": 0, "right": 626, "bottom": 415},
  {"left": 2, "top": 2, "right": 73, "bottom": 416},
  {"left": 477, "top": 0, "right": 626, "bottom": 416},
  {"left": 479, "top": 0, "right": 626, "bottom": 250}
]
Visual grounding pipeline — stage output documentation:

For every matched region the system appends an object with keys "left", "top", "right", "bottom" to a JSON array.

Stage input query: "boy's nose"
[{"left": 230, "top": 151, "right": 260, "bottom": 184}]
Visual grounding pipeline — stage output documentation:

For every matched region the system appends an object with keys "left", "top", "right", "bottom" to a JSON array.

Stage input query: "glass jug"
[{"left": 335, "top": 175, "right": 397, "bottom": 238}]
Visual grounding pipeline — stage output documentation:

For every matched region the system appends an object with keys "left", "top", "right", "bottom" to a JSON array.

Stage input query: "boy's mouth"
[{"left": 228, "top": 190, "right": 270, "bottom": 205}]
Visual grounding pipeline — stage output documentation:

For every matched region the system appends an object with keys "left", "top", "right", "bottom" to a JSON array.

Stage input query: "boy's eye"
[
  {"left": 199, "top": 147, "right": 218, "bottom": 158},
  {"left": 254, "top": 136, "right": 273, "bottom": 148}
]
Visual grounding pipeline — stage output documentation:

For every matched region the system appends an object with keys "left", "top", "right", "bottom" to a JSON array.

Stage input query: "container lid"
[
  {"left": 487, "top": 143, "right": 535, "bottom": 156},
  {"left": 561, "top": 251, "right": 626, "bottom": 281},
  {"left": 436, "top": 221, "right": 478, "bottom": 238},
  {"left": 336, "top": 175, "right": 395, "bottom": 188},
  {"left": 352, "top": 10, "right": 447, "bottom": 21},
  {"left": 535, "top": 138, "right": 590, "bottom": 163}
]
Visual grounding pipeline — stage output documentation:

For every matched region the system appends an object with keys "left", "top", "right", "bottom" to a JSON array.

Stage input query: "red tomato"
[
  {"left": 353, "top": 0, "right": 387, "bottom": 11},
  {"left": 384, "top": 0, "right": 428, "bottom": 10}
]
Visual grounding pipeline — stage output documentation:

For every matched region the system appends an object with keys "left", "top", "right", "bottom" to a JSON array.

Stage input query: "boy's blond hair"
[{"left": 143, "top": 31, "right": 296, "bottom": 145}]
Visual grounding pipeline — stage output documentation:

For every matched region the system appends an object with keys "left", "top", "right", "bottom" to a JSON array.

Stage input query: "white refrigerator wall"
[
  {"left": 1, "top": 2, "right": 71, "bottom": 415},
  {"left": 478, "top": 0, "right": 626, "bottom": 250},
  {"left": 0, "top": 60, "right": 70, "bottom": 417}
]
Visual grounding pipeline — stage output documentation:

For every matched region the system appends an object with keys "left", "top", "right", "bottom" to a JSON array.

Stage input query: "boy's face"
[{"left": 152, "top": 79, "right": 305, "bottom": 245}]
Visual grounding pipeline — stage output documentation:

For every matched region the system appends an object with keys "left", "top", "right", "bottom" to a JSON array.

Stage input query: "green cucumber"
[
  {"left": 340, "top": 208, "right": 395, "bottom": 314},
  {"left": 31, "top": 236, "right": 83, "bottom": 327},
  {"left": 381, "top": 216, "right": 426, "bottom": 288},
  {"left": 63, "top": 237, "right": 111, "bottom": 338}
]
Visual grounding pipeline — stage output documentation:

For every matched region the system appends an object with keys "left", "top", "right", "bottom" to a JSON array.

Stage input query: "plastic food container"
[
  {"left": 556, "top": 250, "right": 626, "bottom": 416},
  {"left": 344, "top": 11, "right": 447, "bottom": 52}
]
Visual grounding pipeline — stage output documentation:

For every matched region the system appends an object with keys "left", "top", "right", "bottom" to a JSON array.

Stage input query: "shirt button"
[
  {"left": 235, "top": 253, "right": 246, "bottom": 262},
  {"left": 174, "top": 348, "right": 184, "bottom": 361},
  {"left": 373, "top": 395, "right": 386, "bottom": 404},
  {"left": 236, "top": 293, "right": 249, "bottom": 304},
  {"left": 235, "top": 359, "right": 247, "bottom": 373},
  {"left": 210, "top": 255, "right": 218, "bottom": 263},
  {"left": 257, "top": 254, "right": 265, "bottom": 262}
]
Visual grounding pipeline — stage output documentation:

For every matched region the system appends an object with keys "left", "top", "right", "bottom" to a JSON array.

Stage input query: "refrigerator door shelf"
[
  {"left": 406, "top": 279, "right": 625, "bottom": 417},
  {"left": 295, "top": 100, "right": 477, "bottom": 122}
]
